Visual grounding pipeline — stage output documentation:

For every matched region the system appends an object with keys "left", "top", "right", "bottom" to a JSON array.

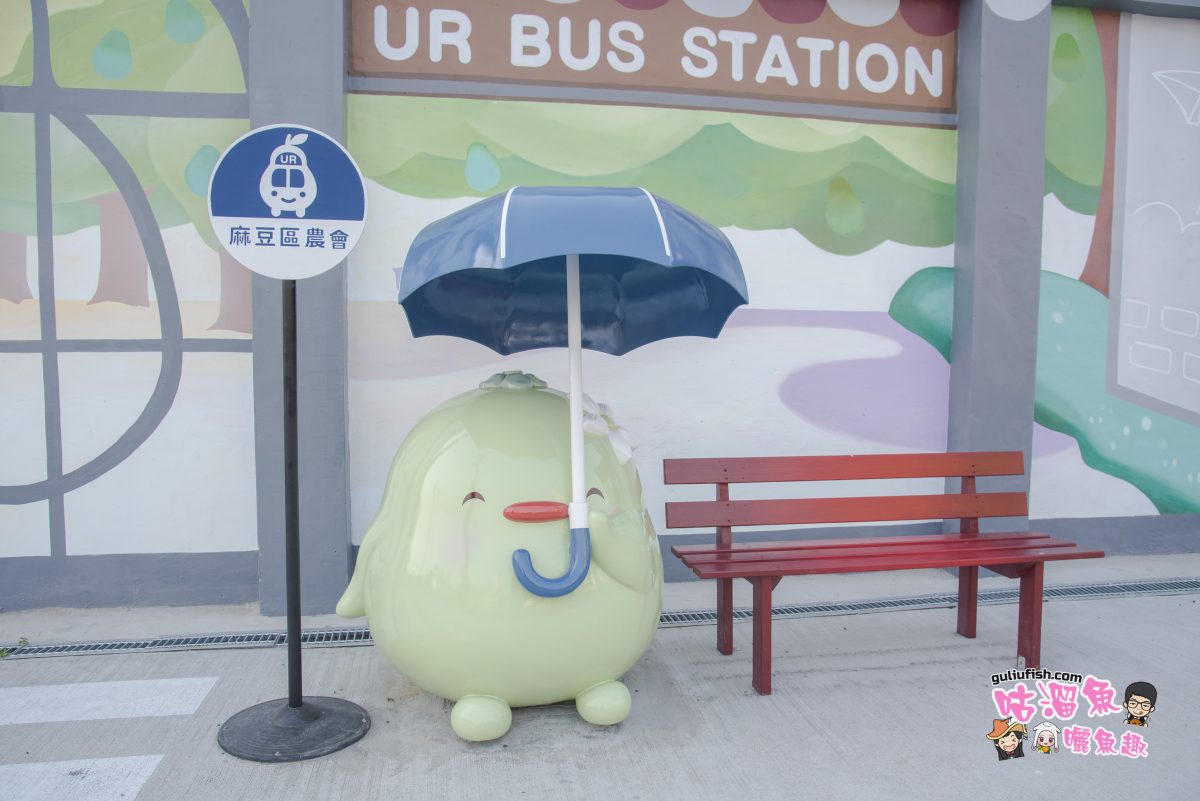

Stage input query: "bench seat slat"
[
  {"left": 674, "top": 537, "right": 1077, "bottom": 568},
  {"left": 688, "top": 547, "right": 1107, "bottom": 580},
  {"left": 666, "top": 492, "right": 1028, "bottom": 528},
  {"left": 671, "top": 531, "right": 1051, "bottom": 557},
  {"left": 664, "top": 451, "right": 1025, "bottom": 484}
]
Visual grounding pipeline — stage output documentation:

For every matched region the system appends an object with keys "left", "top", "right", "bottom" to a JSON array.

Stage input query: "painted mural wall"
[
  {"left": 342, "top": 2, "right": 1150, "bottom": 542},
  {"left": 0, "top": 0, "right": 255, "bottom": 560},
  {"left": 893, "top": 7, "right": 1200, "bottom": 519},
  {"left": 345, "top": 93, "right": 959, "bottom": 541},
  {"left": 3, "top": 1, "right": 1197, "bottom": 592}
]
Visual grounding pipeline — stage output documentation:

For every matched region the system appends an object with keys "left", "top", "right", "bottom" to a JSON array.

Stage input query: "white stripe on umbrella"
[
  {"left": 499, "top": 186, "right": 517, "bottom": 259},
  {"left": 639, "top": 187, "right": 672, "bottom": 258}
]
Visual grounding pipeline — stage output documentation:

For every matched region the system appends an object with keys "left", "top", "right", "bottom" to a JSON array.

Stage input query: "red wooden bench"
[{"left": 665, "top": 451, "right": 1104, "bottom": 694}]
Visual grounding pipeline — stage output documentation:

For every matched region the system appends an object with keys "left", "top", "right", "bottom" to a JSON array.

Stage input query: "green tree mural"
[
  {"left": 1044, "top": 7, "right": 1118, "bottom": 296},
  {"left": 347, "top": 95, "right": 958, "bottom": 257},
  {"left": 0, "top": 0, "right": 249, "bottom": 330}
]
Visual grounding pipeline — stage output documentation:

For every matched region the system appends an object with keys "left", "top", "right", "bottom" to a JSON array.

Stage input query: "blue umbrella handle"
[{"left": 512, "top": 527, "right": 591, "bottom": 597}]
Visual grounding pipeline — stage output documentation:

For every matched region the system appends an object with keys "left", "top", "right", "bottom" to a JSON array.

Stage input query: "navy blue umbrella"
[{"left": 399, "top": 186, "right": 748, "bottom": 597}]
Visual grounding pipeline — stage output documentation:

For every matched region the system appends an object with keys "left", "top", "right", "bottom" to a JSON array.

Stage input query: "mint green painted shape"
[
  {"left": 888, "top": 265, "right": 953, "bottom": 361},
  {"left": 165, "top": 0, "right": 206, "bottom": 44},
  {"left": 1044, "top": 7, "right": 1106, "bottom": 214},
  {"left": 890, "top": 267, "right": 1200, "bottom": 513},
  {"left": 464, "top": 143, "right": 502, "bottom": 192},
  {"left": 92, "top": 30, "right": 132, "bottom": 80},
  {"left": 338, "top": 373, "right": 663, "bottom": 738},
  {"left": 184, "top": 145, "right": 219, "bottom": 196}
]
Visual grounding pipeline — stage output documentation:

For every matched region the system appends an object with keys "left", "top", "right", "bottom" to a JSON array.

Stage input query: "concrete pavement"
[{"left": 1, "top": 555, "right": 1197, "bottom": 801}]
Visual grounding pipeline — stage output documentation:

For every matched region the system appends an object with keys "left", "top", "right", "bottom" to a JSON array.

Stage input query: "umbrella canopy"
[
  {"left": 398, "top": 186, "right": 748, "bottom": 355},
  {"left": 398, "top": 186, "right": 748, "bottom": 599}
]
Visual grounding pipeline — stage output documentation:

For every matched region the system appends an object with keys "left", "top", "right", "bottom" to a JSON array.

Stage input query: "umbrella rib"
[
  {"left": 640, "top": 188, "right": 672, "bottom": 259},
  {"left": 498, "top": 186, "right": 518, "bottom": 259}
]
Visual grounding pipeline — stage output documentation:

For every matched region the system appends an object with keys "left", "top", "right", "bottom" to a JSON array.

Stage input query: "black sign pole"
[
  {"left": 282, "top": 278, "right": 303, "bottom": 709},
  {"left": 216, "top": 278, "right": 370, "bottom": 763}
]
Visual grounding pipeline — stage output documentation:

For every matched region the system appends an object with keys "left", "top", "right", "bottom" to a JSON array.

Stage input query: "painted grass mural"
[{"left": 891, "top": 267, "right": 1200, "bottom": 514}]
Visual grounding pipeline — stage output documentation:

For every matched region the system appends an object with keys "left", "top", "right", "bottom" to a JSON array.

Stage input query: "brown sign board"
[{"left": 350, "top": 1, "right": 957, "bottom": 116}]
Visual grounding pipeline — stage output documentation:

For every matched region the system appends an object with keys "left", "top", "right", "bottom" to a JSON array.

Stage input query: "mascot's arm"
[
  {"left": 588, "top": 508, "right": 658, "bottom": 594},
  {"left": 336, "top": 524, "right": 382, "bottom": 618}
]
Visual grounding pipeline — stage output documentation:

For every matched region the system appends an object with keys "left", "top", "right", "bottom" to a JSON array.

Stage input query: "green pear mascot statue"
[{"left": 338, "top": 372, "right": 663, "bottom": 741}]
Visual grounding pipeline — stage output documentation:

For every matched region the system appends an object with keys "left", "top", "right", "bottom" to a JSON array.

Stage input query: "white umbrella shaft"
[{"left": 566, "top": 253, "right": 588, "bottom": 529}]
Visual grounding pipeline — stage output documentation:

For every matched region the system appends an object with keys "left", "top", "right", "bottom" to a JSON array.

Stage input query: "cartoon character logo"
[
  {"left": 258, "top": 133, "right": 317, "bottom": 218},
  {"left": 1123, "top": 681, "right": 1157, "bottom": 727},
  {"left": 1031, "top": 721, "right": 1060, "bottom": 754},
  {"left": 986, "top": 717, "right": 1027, "bottom": 760}
]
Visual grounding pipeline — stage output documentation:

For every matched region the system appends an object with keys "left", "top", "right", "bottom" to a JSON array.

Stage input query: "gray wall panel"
[
  {"left": 0, "top": 553, "right": 259, "bottom": 611},
  {"left": 249, "top": 0, "right": 352, "bottom": 615},
  {"left": 948, "top": 1, "right": 1052, "bottom": 522}
]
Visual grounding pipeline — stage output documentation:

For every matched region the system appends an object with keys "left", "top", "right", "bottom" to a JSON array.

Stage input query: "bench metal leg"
[
  {"left": 957, "top": 566, "right": 978, "bottom": 638},
  {"left": 717, "top": 578, "right": 733, "bottom": 655},
  {"left": 751, "top": 576, "right": 776, "bottom": 695},
  {"left": 1017, "top": 562, "right": 1044, "bottom": 668}
]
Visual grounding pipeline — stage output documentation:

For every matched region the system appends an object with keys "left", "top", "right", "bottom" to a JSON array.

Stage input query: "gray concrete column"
[
  {"left": 249, "top": 0, "right": 351, "bottom": 614},
  {"left": 949, "top": 1, "right": 1052, "bottom": 518}
]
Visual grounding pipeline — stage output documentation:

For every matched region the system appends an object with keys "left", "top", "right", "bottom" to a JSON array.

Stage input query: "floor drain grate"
[
  {"left": 292, "top": 628, "right": 373, "bottom": 646},
  {"left": 4, "top": 632, "right": 282, "bottom": 657},
  {"left": 3, "top": 578, "right": 1197, "bottom": 656}
]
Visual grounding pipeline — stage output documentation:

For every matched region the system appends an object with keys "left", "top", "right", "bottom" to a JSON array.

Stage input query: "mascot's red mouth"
[{"left": 503, "top": 501, "right": 568, "bottom": 522}]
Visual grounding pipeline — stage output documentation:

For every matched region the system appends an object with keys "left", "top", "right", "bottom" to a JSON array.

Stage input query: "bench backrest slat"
[
  {"left": 663, "top": 451, "right": 1024, "bottom": 485},
  {"left": 665, "top": 492, "right": 1029, "bottom": 529}
]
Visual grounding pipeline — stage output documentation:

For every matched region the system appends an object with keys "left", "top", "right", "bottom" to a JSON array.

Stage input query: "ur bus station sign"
[{"left": 350, "top": 1, "right": 958, "bottom": 118}]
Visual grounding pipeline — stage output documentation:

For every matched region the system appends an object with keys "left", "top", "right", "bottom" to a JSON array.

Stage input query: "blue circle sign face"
[{"left": 208, "top": 124, "right": 367, "bottom": 280}]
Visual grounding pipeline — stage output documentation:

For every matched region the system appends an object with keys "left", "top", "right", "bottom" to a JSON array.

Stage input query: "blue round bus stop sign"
[{"left": 208, "top": 124, "right": 367, "bottom": 280}]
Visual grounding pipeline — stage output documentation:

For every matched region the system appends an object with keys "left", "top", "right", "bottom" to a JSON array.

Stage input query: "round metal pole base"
[{"left": 218, "top": 697, "right": 370, "bottom": 763}]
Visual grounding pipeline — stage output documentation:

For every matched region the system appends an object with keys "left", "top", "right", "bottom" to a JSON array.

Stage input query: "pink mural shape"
[
  {"left": 614, "top": 0, "right": 671, "bottom": 10},
  {"left": 759, "top": 0, "right": 826, "bottom": 25},
  {"left": 899, "top": 0, "right": 959, "bottom": 36}
]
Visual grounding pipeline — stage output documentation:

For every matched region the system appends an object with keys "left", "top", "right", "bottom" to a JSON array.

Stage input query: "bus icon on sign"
[{"left": 259, "top": 133, "right": 317, "bottom": 218}]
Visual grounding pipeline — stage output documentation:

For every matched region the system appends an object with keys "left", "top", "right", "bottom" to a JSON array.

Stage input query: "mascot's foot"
[
  {"left": 450, "top": 695, "right": 512, "bottom": 742},
  {"left": 575, "top": 680, "right": 631, "bottom": 727}
]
